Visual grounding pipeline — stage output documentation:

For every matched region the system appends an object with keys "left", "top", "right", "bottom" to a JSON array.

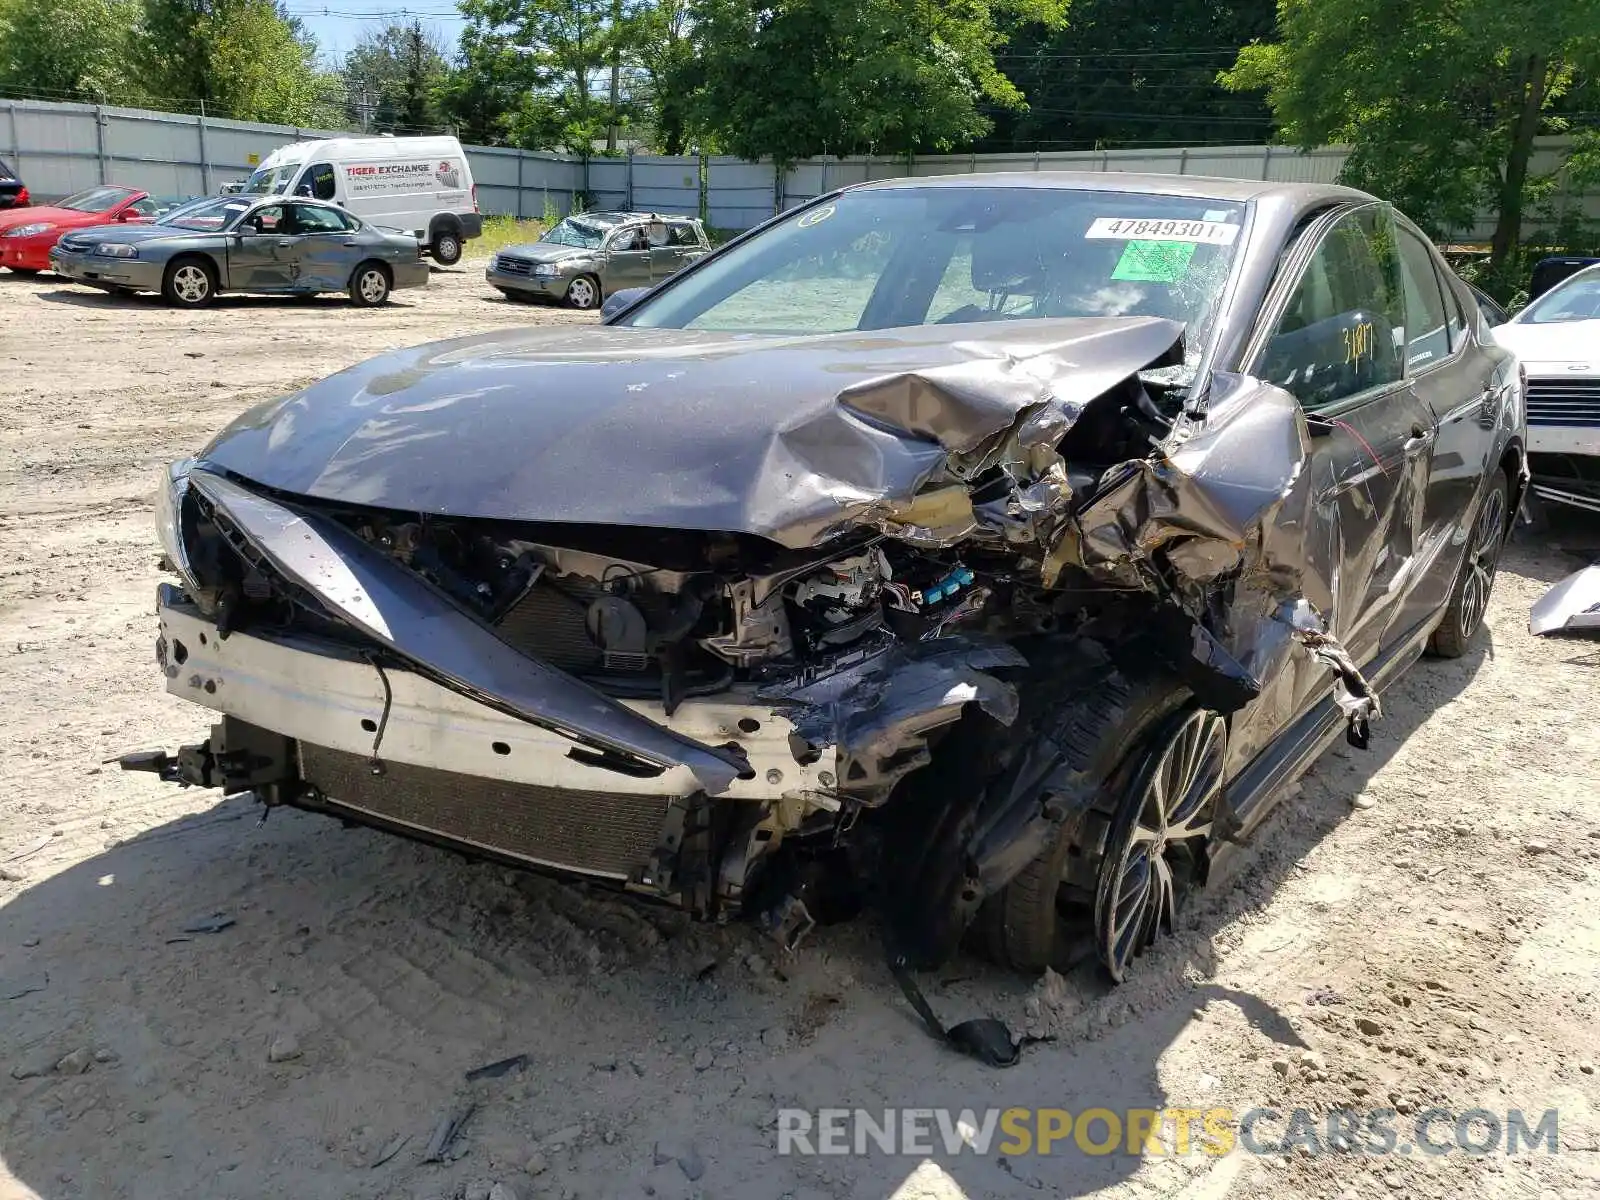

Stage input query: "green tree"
[
  {"left": 1222, "top": 0, "right": 1600, "bottom": 278},
  {"left": 0, "top": 0, "right": 145, "bottom": 101},
  {"left": 675, "top": 0, "right": 1069, "bottom": 165},
  {"left": 140, "top": 0, "right": 329, "bottom": 122},
  {"left": 978, "top": 0, "right": 1275, "bottom": 151},
  {"left": 439, "top": 30, "right": 539, "bottom": 146},
  {"left": 631, "top": 0, "right": 693, "bottom": 152},
  {"left": 457, "top": 0, "right": 635, "bottom": 152},
  {"left": 342, "top": 20, "right": 451, "bottom": 133}
]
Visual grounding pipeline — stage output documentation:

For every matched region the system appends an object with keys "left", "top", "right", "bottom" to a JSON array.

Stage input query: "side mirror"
[{"left": 601, "top": 287, "right": 649, "bottom": 320}]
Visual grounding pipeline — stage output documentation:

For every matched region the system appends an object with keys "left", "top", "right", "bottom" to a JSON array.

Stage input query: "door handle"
[
  {"left": 276, "top": 239, "right": 293, "bottom": 248},
  {"left": 1403, "top": 426, "right": 1435, "bottom": 456},
  {"left": 343, "top": 241, "right": 359, "bottom": 247}
]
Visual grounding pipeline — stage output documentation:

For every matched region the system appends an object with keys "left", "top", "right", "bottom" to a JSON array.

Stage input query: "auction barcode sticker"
[{"left": 1086, "top": 217, "right": 1240, "bottom": 245}]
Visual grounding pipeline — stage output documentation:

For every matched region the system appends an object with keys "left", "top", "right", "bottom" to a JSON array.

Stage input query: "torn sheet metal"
[
  {"left": 757, "top": 637, "right": 1027, "bottom": 799},
  {"left": 189, "top": 469, "right": 749, "bottom": 794},
  {"left": 1059, "top": 375, "right": 1317, "bottom": 597},
  {"left": 1054, "top": 376, "right": 1378, "bottom": 739},
  {"left": 195, "top": 316, "right": 1183, "bottom": 550},
  {"left": 1529, "top": 565, "right": 1600, "bottom": 635}
]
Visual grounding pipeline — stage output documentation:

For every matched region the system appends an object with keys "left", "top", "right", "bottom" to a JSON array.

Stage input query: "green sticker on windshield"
[{"left": 1112, "top": 239, "right": 1197, "bottom": 282}]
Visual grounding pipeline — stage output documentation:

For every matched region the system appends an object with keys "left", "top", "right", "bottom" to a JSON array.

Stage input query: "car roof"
[
  {"left": 574, "top": 210, "right": 699, "bottom": 225},
  {"left": 851, "top": 170, "right": 1374, "bottom": 208}
]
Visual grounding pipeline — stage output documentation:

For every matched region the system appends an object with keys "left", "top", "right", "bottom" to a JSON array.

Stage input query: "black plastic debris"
[
  {"left": 887, "top": 954, "right": 1050, "bottom": 1068},
  {"left": 181, "top": 914, "right": 236, "bottom": 934},
  {"left": 464, "top": 1054, "right": 529, "bottom": 1082}
]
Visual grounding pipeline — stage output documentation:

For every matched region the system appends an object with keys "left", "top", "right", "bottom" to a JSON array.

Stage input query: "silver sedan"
[{"left": 49, "top": 194, "right": 430, "bottom": 307}]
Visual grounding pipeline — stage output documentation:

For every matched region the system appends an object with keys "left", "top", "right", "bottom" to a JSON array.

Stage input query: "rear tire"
[
  {"left": 430, "top": 229, "right": 463, "bottom": 266},
  {"left": 348, "top": 262, "right": 391, "bottom": 307},
  {"left": 8, "top": 266, "right": 39, "bottom": 276},
  {"left": 162, "top": 256, "right": 216, "bottom": 307},
  {"left": 1429, "top": 467, "right": 1509, "bottom": 658}
]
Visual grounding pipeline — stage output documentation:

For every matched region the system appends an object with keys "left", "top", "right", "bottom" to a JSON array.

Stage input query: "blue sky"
[{"left": 285, "top": 1, "right": 468, "bottom": 60}]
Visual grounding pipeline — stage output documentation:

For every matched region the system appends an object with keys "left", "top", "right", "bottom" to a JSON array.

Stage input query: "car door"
[
  {"left": 227, "top": 203, "right": 296, "bottom": 290},
  {"left": 605, "top": 226, "right": 653, "bottom": 291},
  {"left": 649, "top": 221, "right": 700, "bottom": 281},
  {"left": 1228, "top": 203, "right": 1437, "bottom": 768},
  {"left": 1389, "top": 223, "right": 1506, "bottom": 638},
  {"left": 287, "top": 202, "right": 360, "bottom": 291}
]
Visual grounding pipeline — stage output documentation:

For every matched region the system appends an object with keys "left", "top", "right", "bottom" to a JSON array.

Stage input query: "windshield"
[
  {"left": 241, "top": 162, "right": 301, "bottom": 196},
  {"left": 541, "top": 217, "right": 607, "bottom": 249},
  {"left": 160, "top": 196, "right": 253, "bottom": 231},
  {"left": 622, "top": 187, "right": 1246, "bottom": 353},
  {"left": 59, "top": 186, "right": 133, "bottom": 213},
  {"left": 1519, "top": 270, "right": 1600, "bottom": 323}
]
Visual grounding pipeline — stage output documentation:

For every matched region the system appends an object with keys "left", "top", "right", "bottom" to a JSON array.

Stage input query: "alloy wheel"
[
  {"left": 1094, "top": 708, "right": 1225, "bottom": 982},
  {"left": 567, "top": 276, "right": 598, "bottom": 309},
  {"left": 172, "top": 265, "right": 209, "bottom": 304},
  {"left": 1457, "top": 485, "right": 1506, "bottom": 640},
  {"left": 358, "top": 268, "right": 388, "bottom": 304}
]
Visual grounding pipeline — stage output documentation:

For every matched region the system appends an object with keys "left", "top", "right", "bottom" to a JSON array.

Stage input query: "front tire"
[
  {"left": 430, "top": 230, "right": 462, "bottom": 266},
  {"left": 565, "top": 274, "right": 600, "bottom": 310},
  {"left": 975, "top": 671, "right": 1221, "bottom": 981},
  {"left": 1429, "top": 467, "right": 1509, "bottom": 658},
  {"left": 162, "top": 257, "right": 215, "bottom": 308},
  {"left": 349, "top": 262, "right": 391, "bottom": 307},
  {"left": 8, "top": 266, "right": 40, "bottom": 276}
]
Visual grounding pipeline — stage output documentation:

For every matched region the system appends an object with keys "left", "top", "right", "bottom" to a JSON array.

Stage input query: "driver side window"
[
  {"left": 1259, "top": 206, "right": 1406, "bottom": 412},
  {"left": 243, "top": 205, "right": 285, "bottom": 234},
  {"left": 304, "top": 163, "right": 337, "bottom": 202}
]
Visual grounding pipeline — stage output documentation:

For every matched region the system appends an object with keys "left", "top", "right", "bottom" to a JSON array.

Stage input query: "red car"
[{"left": 0, "top": 185, "right": 160, "bottom": 274}]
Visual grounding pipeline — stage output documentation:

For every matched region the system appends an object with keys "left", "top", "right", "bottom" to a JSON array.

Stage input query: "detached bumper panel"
[
  {"left": 188, "top": 469, "right": 748, "bottom": 794},
  {"left": 157, "top": 592, "right": 833, "bottom": 801}
]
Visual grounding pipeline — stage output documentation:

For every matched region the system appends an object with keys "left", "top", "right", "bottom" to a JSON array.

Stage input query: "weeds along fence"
[{"left": 3, "top": 98, "right": 1593, "bottom": 240}]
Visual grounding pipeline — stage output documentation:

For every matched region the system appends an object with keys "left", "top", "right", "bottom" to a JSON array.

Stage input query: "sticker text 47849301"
[{"left": 1086, "top": 217, "right": 1240, "bottom": 246}]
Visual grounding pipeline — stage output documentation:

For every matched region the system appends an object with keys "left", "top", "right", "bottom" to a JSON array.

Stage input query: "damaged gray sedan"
[{"left": 129, "top": 173, "right": 1527, "bottom": 985}]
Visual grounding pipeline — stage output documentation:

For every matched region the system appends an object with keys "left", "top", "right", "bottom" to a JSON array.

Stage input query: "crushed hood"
[
  {"left": 499, "top": 243, "right": 596, "bottom": 264},
  {"left": 199, "top": 317, "right": 1184, "bottom": 548}
]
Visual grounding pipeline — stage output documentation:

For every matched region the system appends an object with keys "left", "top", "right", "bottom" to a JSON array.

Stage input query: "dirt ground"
[{"left": 2, "top": 262, "right": 1599, "bottom": 1200}]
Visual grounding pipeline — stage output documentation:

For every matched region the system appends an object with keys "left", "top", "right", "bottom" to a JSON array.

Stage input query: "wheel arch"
[
  {"left": 350, "top": 257, "right": 392, "bottom": 286},
  {"left": 166, "top": 250, "right": 221, "bottom": 281},
  {"left": 876, "top": 635, "right": 1198, "bottom": 968},
  {"left": 427, "top": 212, "right": 463, "bottom": 239}
]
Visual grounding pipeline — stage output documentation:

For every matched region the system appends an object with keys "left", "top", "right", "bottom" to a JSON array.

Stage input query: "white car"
[
  {"left": 1493, "top": 263, "right": 1600, "bottom": 514},
  {"left": 239, "top": 135, "right": 481, "bottom": 266}
]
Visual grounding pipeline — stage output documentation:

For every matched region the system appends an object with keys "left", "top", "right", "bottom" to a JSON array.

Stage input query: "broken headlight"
[{"left": 155, "top": 458, "right": 203, "bottom": 595}]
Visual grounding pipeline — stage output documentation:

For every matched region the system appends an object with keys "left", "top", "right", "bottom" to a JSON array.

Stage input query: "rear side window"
[
  {"left": 1258, "top": 205, "right": 1406, "bottom": 411},
  {"left": 669, "top": 223, "right": 699, "bottom": 247},
  {"left": 290, "top": 203, "right": 355, "bottom": 234},
  {"left": 0, "top": 158, "right": 16, "bottom": 181},
  {"left": 1396, "top": 228, "right": 1451, "bottom": 371}
]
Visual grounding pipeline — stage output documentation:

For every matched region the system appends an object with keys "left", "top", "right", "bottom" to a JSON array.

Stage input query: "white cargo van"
[{"left": 240, "top": 135, "right": 482, "bottom": 265}]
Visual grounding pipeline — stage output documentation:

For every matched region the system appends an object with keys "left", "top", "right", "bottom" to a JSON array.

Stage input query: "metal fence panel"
[
  {"left": 630, "top": 156, "right": 701, "bottom": 216},
  {"left": 2, "top": 99, "right": 1592, "bottom": 241},
  {"left": 707, "top": 157, "right": 776, "bottom": 229}
]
